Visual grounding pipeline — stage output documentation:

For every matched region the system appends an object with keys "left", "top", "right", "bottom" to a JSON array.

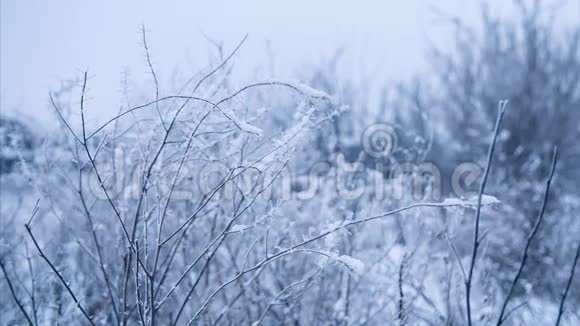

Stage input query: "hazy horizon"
[{"left": 2, "top": 1, "right": 577, "bottom": 126}]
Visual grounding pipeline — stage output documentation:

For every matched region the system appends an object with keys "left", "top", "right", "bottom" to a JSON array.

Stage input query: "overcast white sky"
[{"left": 1, "top": 1, "right": 578, "bottom": 125}]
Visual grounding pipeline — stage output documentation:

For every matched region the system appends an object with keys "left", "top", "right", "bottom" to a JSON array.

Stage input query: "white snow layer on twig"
[
  {"left": 337, "top": 255, "right": 365, "bottom": 275},
  {"left": 264, "top": 79, "right": 336, "bottom": 104},
  {"left": 441, "top": 194, "right": 501, "bottom": 207}
]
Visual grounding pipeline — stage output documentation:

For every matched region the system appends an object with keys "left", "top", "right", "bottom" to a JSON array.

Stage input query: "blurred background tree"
[{"left": 398, "top": 0, "right": 580, "bottom": 311}]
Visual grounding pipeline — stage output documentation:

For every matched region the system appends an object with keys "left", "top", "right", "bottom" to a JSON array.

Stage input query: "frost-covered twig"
[
  {"left": 87, "top": 78, "right": 332, "bottom": 140},
  {"left": 157, "top": 163, "right": 286, "bottom": 310},
  {"left": 185, "top": 200, "right": 484, "bottom": 324},
  {"left": 253, "top": 266, "right": 324, "bottom": 326},
  {"left": 215, "top": 80, "right": 336, "bottom": 106}
]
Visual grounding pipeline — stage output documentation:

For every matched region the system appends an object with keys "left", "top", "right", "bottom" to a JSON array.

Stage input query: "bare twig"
[
  {"left": 141, "top": 25, "right": 166, "bottom": 131},
  {"left": 496, "top": 147, "right": 558, "bottom": 325},
  {"left": 397, "top": 253, "right": 407, "bottom": 326},
  {"left": 25, "top": 222, "right": 96, "bottom": 325},
  {"left": 49, "top": 93, "right": 82, "bottom": 144},
  {"left": 555, "top": 238, "right": 580, "bottom": 326},
  {"left": 444, "top": 233, "right": 467, "bottom": 281},
  {"left": 0, "top": 258, "right": 34, "bottom": 325},
  {"left": 77, "top": 154, "right": 121, "bottom": 325},
  {"left": 24, "top": 243, "right": 39, "bottom": 325},
  {"left": 191, "top": 34, "right": 248, "bottom": 95},
  {"left": 134, "top": 241, "right": 146, "bottom": 326},
  {"left": 465, "top": 100, "right": 508, "bottom": 326}
]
